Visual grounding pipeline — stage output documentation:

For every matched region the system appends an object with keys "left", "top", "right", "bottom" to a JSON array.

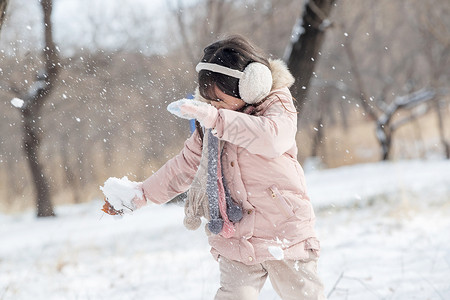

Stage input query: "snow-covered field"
[{"left": 1, "top": 159, "right": 449, "bottom": 299}]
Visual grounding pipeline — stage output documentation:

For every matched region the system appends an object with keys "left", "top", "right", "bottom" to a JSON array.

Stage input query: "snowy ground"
[{"left": 1, "top": 159, "right": 449, "bottom": 299}]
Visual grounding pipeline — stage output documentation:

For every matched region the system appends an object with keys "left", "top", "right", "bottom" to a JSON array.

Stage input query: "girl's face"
[{"left": 210, "top": 85, "right": 246, "bottom": 111}]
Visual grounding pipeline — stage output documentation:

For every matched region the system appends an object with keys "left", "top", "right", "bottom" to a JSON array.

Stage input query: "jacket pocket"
[{"left": 267, "top": 185, "right": 295, "bottom": 218}]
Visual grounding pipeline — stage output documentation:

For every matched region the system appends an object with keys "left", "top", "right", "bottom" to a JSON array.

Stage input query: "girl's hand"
[
  {"left": 131, "top": 194, "right": 147, "bottom": 210},
  {"left": 101, "top": 194, "right": 147, "bottom": 216},
  {"left": 167, "top": 99, "right": 218, "bottom": 128},
  {"left": 100, "top": 177, "right": 147, "bottom": 216}
]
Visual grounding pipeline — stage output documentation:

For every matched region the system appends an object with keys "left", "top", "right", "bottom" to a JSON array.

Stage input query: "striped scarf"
[{"left": 183, "top": 129, "right": 243, "bottom": 238}]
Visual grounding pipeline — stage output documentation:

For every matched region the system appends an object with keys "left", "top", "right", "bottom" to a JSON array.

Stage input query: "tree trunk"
[
  {"left": 434, "top": 98, "right": 450, "bottom": 159},
  {"left": 286, "top": 0, "right": 336, "bottom": 114},
  {"left": 382, "top": 138, "right": 391, "bottom": 160},
  {"left": 16, "top": 0, "right": 60, "bottom": 217},
  {"left": 379, "top": 126, "right": 392, "bottom": 161},
  {"left": 22, "top": 107, "right": 55, "bottom": 216},
  {"left": 0, "top": 0, "right": 7, "bottom": 32}
]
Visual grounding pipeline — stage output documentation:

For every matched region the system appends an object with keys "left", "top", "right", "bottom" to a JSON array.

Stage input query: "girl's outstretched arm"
[{"left": 142, "top": 130, "right": 202, "bottom": 204}]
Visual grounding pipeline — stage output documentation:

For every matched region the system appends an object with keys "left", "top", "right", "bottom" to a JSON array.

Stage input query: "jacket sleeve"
[
  {"left": 142, "top": 130, "right": 202, "bottom": 204},
  {"left": 213, "top": 92, "right": 297, "bottom": 158}
]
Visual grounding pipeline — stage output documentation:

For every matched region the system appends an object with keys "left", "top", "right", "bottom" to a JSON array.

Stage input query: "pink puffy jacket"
[{"left": 143, "top": 60, "right": 320, "bottom": 265}]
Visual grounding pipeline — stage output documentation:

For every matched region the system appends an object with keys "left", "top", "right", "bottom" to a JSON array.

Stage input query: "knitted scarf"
[{"left": 183, "top": 129, "right": 243, "bottom": 237}]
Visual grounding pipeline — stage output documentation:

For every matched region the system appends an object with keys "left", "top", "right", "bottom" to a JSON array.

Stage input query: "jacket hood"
[{"left": 269, "top": 59, "right": 295, "bottom": 90}]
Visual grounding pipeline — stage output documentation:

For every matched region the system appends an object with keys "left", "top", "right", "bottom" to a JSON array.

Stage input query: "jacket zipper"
[{"left": 268, "top": 186, "right": 293, "bottom": 218}]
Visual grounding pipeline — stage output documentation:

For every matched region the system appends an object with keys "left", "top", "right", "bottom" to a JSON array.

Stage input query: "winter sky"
[{"left": 1, "top": 0, "right": 200, "bottom": 55}]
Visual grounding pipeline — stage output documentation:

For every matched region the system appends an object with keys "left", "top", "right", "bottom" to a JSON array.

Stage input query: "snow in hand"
[
  {"left": 1, "top": 159, "right": 449, "bottom": 299},
  {"left": 100, "top": 176, "right": 142, "bottom": 212},
  {"left": 167, "top": 98, "right": 210, "bottom": 120},
  {"left": 10, "top": 98, "right": 24, "bottom": 108}
]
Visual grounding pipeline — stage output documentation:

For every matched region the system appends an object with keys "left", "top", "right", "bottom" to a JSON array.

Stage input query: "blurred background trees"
[{"left": 0, "top": 0, "right": 449, "bottom": 215}]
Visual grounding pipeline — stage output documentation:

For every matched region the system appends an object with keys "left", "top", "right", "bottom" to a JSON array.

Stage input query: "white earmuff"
[{"left": 196, "top": 62, "right": 273, "bottom": 104}]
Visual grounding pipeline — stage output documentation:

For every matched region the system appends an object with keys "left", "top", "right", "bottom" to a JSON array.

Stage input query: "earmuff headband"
[
  {"left": 196, "top": 61, "right": 273, "bottom": 104},
  {"left": 195, "top": 62, "right": 243, "bottom": 79}
]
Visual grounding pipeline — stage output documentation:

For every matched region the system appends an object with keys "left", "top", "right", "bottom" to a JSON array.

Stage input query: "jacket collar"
[{"left": 269, "top": 59, "right": 295, "bottom": 90}]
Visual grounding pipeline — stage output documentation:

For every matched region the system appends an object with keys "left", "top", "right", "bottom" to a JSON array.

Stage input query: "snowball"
[
  {"left": 11, "top": 98, "right": 25, "bottom": 108},
  {"left": 100, "top": 176, "right": 143, "bottom": 210},
  {"left": 268, "top": 246, "right": 284, "bottom": 260}
]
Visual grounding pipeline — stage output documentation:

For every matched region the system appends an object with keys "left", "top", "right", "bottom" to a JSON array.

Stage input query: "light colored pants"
[{"left": 215, "top": 251, "right": 326, "bottom": 300}]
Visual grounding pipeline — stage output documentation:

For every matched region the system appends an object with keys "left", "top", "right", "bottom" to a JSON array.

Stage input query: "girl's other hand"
[
  {"left": 131, "top": 194, "right": 147, "bottom": 210},
  {"left": 167, "top": 99, "right": 218, "bottom": 128}
]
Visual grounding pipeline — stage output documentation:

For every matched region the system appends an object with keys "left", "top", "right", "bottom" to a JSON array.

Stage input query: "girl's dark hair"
[{"left": 198, "top": 35, "right": 270, "bottom": 101}]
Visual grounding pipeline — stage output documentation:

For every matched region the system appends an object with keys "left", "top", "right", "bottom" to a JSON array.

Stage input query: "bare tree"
[
  {"left": 338, "top": 0, "right": 448, "bottom": 160},
  {"left": 376, "top": 89, "right": 436, "bottom": 160},
  {"left": 10, "top": 0, "right": 60, "bottom": 217},
  {"left": 285, "top": 0, "right": 336, "bottom": 114},
  {"left": 290, "top": 0, "right": 450, "bottom": 162}
]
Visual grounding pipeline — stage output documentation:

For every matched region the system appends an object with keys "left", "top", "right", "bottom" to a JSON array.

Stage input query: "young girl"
[{"left": 106, "top": 35, "right": 326, "bottom": 299}]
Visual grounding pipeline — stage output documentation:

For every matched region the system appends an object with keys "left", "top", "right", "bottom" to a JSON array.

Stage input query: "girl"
[{"left": 107, "top": 35, "right": 326, "bottom": 300}]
